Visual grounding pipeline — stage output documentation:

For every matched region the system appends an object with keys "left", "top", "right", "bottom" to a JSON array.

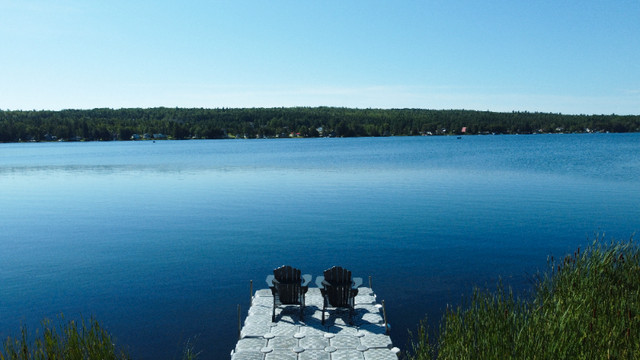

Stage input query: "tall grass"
[
  {"left": 408, "top": 236, "right": 640, "bottom": 359},
  {"left": 178, "top": 336, "right": 201, "bottom": 360},
  {"left": 1, "top": 316, "right": 203, "bottom": 360},
  {"left": 1, "top": 315, "right": 129, "bottom": 360}
]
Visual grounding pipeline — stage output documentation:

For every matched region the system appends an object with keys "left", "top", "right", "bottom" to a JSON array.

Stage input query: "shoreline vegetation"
[
  {"left": 0, "top": 316, "right": 130, "bottom": 360},
  {"left": 407, "top": 236, "right": 640, "bottom": 359},
  {"left": 0, "top": 315, "right": 199, "bottom": 360},
  {"left": 3, "top": 237, "right": 638, "bottom": 359},
  {"left": 1, "top": 107, "right": 639, "bottom": 143}
]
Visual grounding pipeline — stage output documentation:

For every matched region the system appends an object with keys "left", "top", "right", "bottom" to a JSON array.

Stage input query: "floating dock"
[{"left": 231, "top": 286, "right": 400, "bottom": 359}]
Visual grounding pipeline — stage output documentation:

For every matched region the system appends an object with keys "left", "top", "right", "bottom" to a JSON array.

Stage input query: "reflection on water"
[{"left": 1, "top": 134, "right": 639, "bottom": 359}]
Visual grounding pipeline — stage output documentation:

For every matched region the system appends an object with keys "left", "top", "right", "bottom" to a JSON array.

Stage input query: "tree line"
[{"left": 1, "top": 107, "right": 638, "bottom": 142}]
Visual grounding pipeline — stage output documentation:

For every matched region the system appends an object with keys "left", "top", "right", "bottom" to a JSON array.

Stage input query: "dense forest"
[{"left": 1, "top": 107, "right": 639, "bottom": 142}]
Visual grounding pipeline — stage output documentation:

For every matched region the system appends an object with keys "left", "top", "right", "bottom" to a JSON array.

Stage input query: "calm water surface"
[{"left": 1, "top": 134, "right": 639, "bottom": 358}]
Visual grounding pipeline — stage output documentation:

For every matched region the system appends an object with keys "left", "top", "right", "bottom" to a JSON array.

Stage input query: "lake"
[{"left": 1, "top": 134, "right": 639, "bottom": 359}]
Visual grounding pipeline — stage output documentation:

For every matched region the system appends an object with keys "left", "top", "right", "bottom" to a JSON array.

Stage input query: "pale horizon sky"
[{"left": 1, "top": 1, "right": 639, "bottom": 115}]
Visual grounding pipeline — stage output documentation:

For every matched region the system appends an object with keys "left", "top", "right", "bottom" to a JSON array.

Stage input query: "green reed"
[
  {"left": 1, "top": 316, "right": 204, "bottom": 360},
  {"left": 408, "top": 236, "right": 640, "bottom": 359},
  {"left": 1, "top": 315, "right": 130, "bottom": 360}
]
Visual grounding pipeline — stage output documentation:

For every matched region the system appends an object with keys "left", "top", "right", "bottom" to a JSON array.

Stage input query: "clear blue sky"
[{"left": 2, "top": 0, "right": 639, "bottom": 114}]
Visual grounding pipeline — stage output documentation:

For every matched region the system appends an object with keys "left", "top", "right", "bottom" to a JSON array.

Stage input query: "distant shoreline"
[
  {"left": 2, "top": 107, "right": 639, "bottom": 143},
  {"left": 4, "top": 131, "right": 638, "bottom": 145}
]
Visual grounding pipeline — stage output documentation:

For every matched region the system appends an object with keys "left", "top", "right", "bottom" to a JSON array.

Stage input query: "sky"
[{"left": 1, "top": 0, "right": 639, "bottom": 114}]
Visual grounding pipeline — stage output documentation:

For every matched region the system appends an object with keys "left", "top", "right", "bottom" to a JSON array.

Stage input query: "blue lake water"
[{"left": 1, "top": 134, "right": 639, "bottom": 359}]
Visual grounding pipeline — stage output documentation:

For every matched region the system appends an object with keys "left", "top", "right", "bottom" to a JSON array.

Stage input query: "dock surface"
[{"left": 231, "top": 287, "right": 399, "bottom": 359}]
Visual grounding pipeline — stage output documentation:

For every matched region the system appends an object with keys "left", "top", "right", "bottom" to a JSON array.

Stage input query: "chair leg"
[
  {"left": 349, "top": 298, "right": 355, "bottom": 325},
  {"left": 321, "top": 297, "right": 326, "bottom": 325},
  {"left": 348, "top": 307, "right": 354, "bottom": 325},
  {"left": 272, "top": 303, "right": 276, "bottom": 323}
]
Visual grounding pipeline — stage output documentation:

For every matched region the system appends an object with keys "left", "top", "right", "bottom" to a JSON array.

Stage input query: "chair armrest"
[
  {"left": 315, "top": 276, "right": 325, "bottom": 288},
  {"left": 302, "top": 274, "right": 312, "bottom": 287},
  {"left": 352, "top": 277, "right": 363, "bottom": 289},
  {"left": 266, "top": 275, "right": 275, "bottom": 287}
]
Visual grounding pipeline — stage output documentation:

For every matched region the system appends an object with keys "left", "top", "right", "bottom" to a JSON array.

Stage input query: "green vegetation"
[
  {"left": 1, "top": 107, "right": 639, "bottom": 142},
  {"left": 0, "top": 316, "right": 201, "bottom": 360},
  {"left": 0, "top": 316, "right": 129, "bottom": 360},
  {"left": 407, "top": 237, "right": 640, "bottom": 359}
]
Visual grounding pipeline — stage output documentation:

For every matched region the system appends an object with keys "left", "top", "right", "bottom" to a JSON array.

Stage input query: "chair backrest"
[
  {"left": 273, "top": 265, "right": 302, "bottom": 304},
  {"left": 323, "top": 266, "right": 353, "bottom": 308}
]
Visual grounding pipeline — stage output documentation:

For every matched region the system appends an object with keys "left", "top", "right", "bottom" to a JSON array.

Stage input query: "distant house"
[
  {"left": 131, "top": 134, "right": 141, "bottom": 140},
  {"left": 153, "top": 133, "right": 167, "bottom": 139}
]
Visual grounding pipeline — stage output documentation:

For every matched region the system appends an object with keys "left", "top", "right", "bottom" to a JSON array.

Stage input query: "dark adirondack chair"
[
  {"left": 268, "top": 265, "right": 311, "bottom": 322},
  {"left": 319, "top": 266, "right": 359, "bottom": 325}
]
